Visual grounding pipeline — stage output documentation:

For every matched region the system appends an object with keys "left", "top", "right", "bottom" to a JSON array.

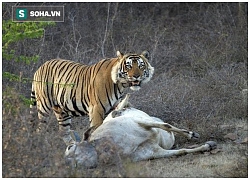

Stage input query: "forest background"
[{"left": 2, "top": 2, "right": 248, "bottom": 177}]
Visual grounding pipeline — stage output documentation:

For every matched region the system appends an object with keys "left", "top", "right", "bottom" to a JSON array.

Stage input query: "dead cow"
[{"left": 65, "top": 94, "right": 217, "bottom": 168}]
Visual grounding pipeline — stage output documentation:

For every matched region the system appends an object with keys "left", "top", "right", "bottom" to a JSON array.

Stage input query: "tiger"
[{"left": 30, "top": 50, "right": 154, "bottom": 145}]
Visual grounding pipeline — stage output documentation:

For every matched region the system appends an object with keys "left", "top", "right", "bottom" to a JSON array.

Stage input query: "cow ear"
[
  {"left": 117, "top": 51, "right": 124, "bottom": 58},
  {"left": 141, "top": 50, "right": 150, "bottom": 59}
]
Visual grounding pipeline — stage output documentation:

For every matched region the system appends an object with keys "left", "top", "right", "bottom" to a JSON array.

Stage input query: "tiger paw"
[{"left": 83, "top": 126, "right": 96, "bottom": 141}]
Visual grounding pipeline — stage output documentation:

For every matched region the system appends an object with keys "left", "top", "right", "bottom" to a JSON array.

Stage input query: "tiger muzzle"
[{"left": 130, "top": 80, "right": 141, "bottom": 86}]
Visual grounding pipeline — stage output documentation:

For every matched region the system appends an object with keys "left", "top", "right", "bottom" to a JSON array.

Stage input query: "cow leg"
[
  {"left": 137, "top": 119, "right": 200, "bottom": 140},
  {"left": 115, "top": 94, "right": 130, "bottom": 110},
  {"left": 132, "top": 140, "right": 217, "bottom": 161},
  {"left": 169, "top": 141, "right": 217, "bottom": 156}
]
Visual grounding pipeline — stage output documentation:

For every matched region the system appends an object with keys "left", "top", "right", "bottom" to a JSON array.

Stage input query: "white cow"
[{"left": 65, "top": 94, "right": 217, "bottom": 168}]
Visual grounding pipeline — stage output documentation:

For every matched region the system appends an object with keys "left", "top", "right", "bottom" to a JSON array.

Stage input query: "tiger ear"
[
  {"left": 141, "top": 50, "right": 150, "bottom": 59},
  {"left": 116, "top": 51, "right": 123, "bottom": 58}
]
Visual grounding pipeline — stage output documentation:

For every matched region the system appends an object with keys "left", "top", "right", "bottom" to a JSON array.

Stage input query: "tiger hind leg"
[
  {"left": 53, "top": 106, "right": 76, "bottom": 145},
  {"left": 29, "top": 90, "right": 50, "bottom": 132}
]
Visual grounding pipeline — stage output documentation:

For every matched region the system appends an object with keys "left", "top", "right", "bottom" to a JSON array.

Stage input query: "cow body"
[{"left": 65, "top": 105, "right": 217, "bottom": 168}]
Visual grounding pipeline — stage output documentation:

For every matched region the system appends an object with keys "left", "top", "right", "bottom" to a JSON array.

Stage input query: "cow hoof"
[
  {"left": 205, "top": 141, "right": 217, "bottom": 150},
  {"left": 192, "top": 132, "right": 200, "bottom": 139}
]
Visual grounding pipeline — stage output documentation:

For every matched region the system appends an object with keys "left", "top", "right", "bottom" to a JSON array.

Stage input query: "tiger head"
[{"left": 111, "top": 50, "right": 154, "bottom": 91}]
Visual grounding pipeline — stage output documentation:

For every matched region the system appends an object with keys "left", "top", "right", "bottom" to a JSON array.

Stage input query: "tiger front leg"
[
  {"left": 53, "top": 106, "right": 75, "bottom": 145},
  {"left": 83, "top": 105, "right": 104, "bottom": 140},
  {"left": 88, "top": 104, "right": 105, "bottom": 129}
]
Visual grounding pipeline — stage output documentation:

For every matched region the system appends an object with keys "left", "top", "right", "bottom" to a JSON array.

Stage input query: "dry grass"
[
  {"left": 2, "top": 2, "right": 247, "bottom": 178},
  {"left": 2, "top": 61, "right": 248, "bottom": 177},
  {"left": 2, "top": 113, "right": 247, "bottom": 177}
]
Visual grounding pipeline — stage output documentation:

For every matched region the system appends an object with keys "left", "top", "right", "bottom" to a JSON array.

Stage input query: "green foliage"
[
  {"left": 2, "top": 20, "right": 55, "bottom": 63},
  {"left": 2, "top": 78, "right": 33, "bottom": 107},
  {"left": 2, "top": 87, "right": 23, "bottom": 116},
  {"left": 20, "top": 94, "right": 35, "bottom": 106},
  {"left": 2, "top": 20, "right": 55, "bottom": 46},
  {"left": 3, "top": 72, "right": 20, "bottom": 82},
  {"left": 2, "top": 20, "right": 55, "bottom": 104},
  {"left": 3, "top": 72, "right": 32, "bottom": 83}
]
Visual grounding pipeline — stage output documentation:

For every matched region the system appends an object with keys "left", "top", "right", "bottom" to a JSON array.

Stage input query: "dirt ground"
[
  {"left": 2, "top": 2, "right": 247, "bottom": 178},
  {"left": 64, "top": 118, "right": 248, "bottom": 178},
  {"left": 2, "top": 110, "right": 247, "bottom": 178}
]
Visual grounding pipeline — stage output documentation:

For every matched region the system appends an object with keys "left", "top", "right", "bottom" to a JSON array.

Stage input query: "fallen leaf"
[
  {"left": 203, "top": 152, "right": 211, "bottom": 156},
  {"left": 210, "top": 148, "right": 223, "bottom": 154},
  {"left": 241, "top": 137, "right": 248, "bottom": 144},
  {"left": 224, "top": 133, "right": 237, "bottom": 140}
]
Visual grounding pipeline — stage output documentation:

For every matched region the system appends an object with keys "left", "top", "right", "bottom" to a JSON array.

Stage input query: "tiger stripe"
[{"left": 30, "top": 51, "right": 154, "bottom": 145}]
